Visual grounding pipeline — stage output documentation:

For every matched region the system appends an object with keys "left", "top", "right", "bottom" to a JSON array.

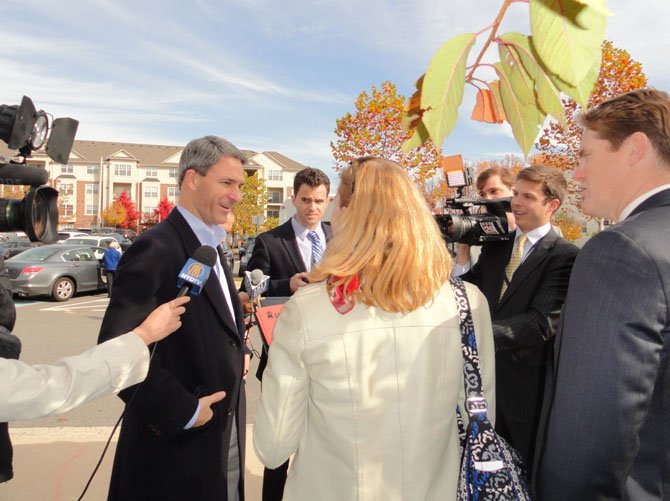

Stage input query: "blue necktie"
[{"left": 307, "top": 231, "right": 323, "bottom": 265}]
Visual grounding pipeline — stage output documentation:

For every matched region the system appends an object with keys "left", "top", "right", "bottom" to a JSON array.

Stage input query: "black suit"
[
  {"left": 243, "top": 218, "right": 331, "bottom": 501},
  {"left": 98, "top": 209, "right": 246, "bottom": 501},
  {"left": 463, "top": 229, "right": 578, "bottom": 472},
  {"left": 535, "top": 189, "right": 670, "bottom": 500}
]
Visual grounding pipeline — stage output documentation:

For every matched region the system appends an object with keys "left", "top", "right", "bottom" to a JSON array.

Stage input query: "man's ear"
[
  {"left": 628, "top": 131, "right": 650, "bottom": 164},
  {"left": 182, "top": 168, "right": 197, "bottom": 190},
  {"left": 547, "top": 198, "right": 561, "bottom": 213}
]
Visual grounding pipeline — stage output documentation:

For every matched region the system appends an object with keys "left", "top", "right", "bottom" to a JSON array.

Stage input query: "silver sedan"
[{"left": 6, "top": 244, "right": 106, "bottom": 301}]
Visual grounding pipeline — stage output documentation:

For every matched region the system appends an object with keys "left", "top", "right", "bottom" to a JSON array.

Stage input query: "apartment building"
[{"left": 0, "top": 140, "right": 308, "bottom": 229}]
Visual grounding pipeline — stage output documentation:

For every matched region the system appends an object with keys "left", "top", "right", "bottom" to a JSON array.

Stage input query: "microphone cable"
[{"left": 75, "top": 342, "right": 158, "bottom": 501}]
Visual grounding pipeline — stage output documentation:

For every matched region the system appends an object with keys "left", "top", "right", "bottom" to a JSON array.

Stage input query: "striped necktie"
[
  {"left": 500, "top": 233, "right": 527, "bottom": 299},
  {"left": 307, "top": 231, "right": 323, "bottom": 265}
]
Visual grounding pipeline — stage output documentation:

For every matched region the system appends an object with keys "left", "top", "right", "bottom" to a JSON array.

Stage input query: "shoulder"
[
  {"left": 259, "top": 221, "right": 294, "bottom": 241},
  {"left": 551, "top": 236, "right": 579, "bottom": 257}
]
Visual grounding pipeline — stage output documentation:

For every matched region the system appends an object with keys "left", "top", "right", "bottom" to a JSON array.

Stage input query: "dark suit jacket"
[
  {"left": 98, "top": 209, "right": 246, "bottom": 501},
  {"left": 243, "top": 219, "right": 331, "bottom": 378},
  {"left": 245, "top": 219, "right": 332, "bottom": 297},
  {"left": 535, "top": 189, "right": 670, "bottom": 500},
  {"left": 463, "top": 229, "right": 578, "bottom": 465}
]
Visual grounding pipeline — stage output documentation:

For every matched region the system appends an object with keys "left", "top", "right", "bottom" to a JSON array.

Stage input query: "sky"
[{"left": 1, "top": 0, "right": 669, "bottom": 183}]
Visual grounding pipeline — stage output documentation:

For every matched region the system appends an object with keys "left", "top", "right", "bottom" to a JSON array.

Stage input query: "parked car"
[
  {"left": 220, "top": 242, "right": 234, "bottom": 272},
  {"left": 119, "top": 228, "right": 138, "bottom": 241},
  {"left": 238, "top": 239, "right": 256, "bottom": 277},
  {"left": 6, "top": 244, "right": 106, "bottom": 301},
  {"left": 0, "top": 240, "right": 38, "bottom": 259},
  {"left": 64, "top": 235, "right": 118, "bottom": 249},
  {"left": 104, "top": 233, "right": 132, "bottom": 251},
  {"left": 238, "top": 237, "right": 256, "bottom": 258},
  {"left": 57, "top": 231, "right": 89, "bottom": 242}
]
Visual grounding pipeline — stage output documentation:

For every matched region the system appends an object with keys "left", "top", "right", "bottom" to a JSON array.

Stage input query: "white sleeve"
[
  {"left": 0, "top": 332, "right": 149, "bottom": 421},
  {"left": 253, "top": 297, "right": 309, "bottom": 468}
]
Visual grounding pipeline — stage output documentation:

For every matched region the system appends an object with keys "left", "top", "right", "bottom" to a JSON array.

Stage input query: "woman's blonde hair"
[{"left": 309, "top": 157, "right": 452, "bottom": 313}]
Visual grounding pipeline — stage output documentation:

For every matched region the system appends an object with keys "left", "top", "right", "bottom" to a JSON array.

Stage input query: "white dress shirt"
[{"left": 290, "top": 217, "right": 326, "bottom": 271}]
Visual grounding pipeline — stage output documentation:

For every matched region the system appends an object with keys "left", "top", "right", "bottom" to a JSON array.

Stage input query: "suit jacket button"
[
  {"left": 226, "top": 409, "right": 233, "bottom": 416},
  {"left": 229, "top": 339, "right": 238, "bottom": 347}
]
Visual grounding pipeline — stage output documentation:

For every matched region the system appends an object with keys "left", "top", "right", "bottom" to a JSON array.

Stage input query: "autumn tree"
[
  {"left": 235, "top": 171, "right": 267, "bottom": 236},
  {"left": 535, "top": 40, "right": 647, "bottom": 171},
  {"left": 115, "top": 191, "right": 140, "bottom": 230},
  {"left": 261, "top": 217, "right": 279, "bottom": 232},
  {"left": 331, "top": 81, "right": 447, "bottom": 209},
  {"left": 553, "top": 210, "right": 583, "bottom": 241},
  {"left": 102, "top": 204, "right": 126, "bottom": 227},
  {"left": 152, "top": 198, "right": 175, "bottom": 223}
]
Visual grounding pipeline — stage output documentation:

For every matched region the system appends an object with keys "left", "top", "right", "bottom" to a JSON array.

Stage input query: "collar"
[
  {"left": 176, "top": 205, "right": 225, "bottom": 248},
  {"left": 619, "top": 184, "right": 670, "bottom": 221},
  {"left": 291, "top": 216, "right": 325, "bottom": 242},
  {"left": 515, "top": 222, "right": 551, "bottom": 246}
]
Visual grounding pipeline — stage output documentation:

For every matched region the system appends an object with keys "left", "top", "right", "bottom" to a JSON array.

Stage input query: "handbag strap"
[{"left": 450, "top": 277, "right": 488, "bottom": 418}]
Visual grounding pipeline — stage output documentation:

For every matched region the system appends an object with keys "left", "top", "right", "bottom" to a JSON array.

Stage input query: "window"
[
  {"left": 169, "top": 168, "right": 177, "bottom": 178},
  {"left": 58, "top": 183, "right": 74, "bottom": 196},
  {"left": 85, "top": 204, "right": 97, "bottom": 216},
  {"left": 580, "top": 221, "right": 589, "bottom": 234},
  {"left": 62, "top": 205, "right": 74, "bottom": 216},
  {"left": 143, "top": 206, "right": 154, "bottom": 214},
  {"left": 87, "top": 164, "right": 100, "bottom": 175},
  {"left": 144, "top": 186, "right": 158, "bottom": 198},
  {"left": 267, "top": 210, "right": 279, "bottom": 219},
  {"left": 146, "top": 167, "right": 158, "bottom": 177},
  {"left": 267, "top": 188, "right": 283, "bottom": 204},
  {"left": 114, "top": 163, "right": 132, "bottom": 176},
  {"left": 168, "top": 186, "right": 179, "bottom": 199},
  {"left": 268, "top": 170, "right": 283, "bottom": 181},
  {"left": 59, "top": 164, "right": 73, "bottom": 174},
  {"left": 85, "top": 184, "right": 99, "bottom": 195}
]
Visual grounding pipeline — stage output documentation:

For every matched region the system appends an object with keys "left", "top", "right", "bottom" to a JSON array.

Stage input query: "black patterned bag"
[{"left": 451, "top": 277, "right": 532, "bottom": 501}]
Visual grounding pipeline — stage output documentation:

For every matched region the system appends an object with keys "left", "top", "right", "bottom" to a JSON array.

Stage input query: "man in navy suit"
[
  {"left": 98, "top": 136, "right": 247, "bottom": 501},
  {"left": 535, "top": 89, "right": 670, "bottom": 500},
  {"left": 463, "top": 165, "right": 578, "bottom": 474},
  {"left": 241, "top": 167, "right": 331, "bottom": 501}
]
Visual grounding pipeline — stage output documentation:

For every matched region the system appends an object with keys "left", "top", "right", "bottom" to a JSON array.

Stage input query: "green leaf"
[
  {"left": 499, "top": 32, "right": 566, "bottom": 125},
  {"left": 550, "top": 56, "right": 600, "bottom": 108},
  {"left": 573, "top": 0, "right": 611, "bottom": 16},
  {"left": 402, "top": 120, "right": 431, "bottom": 153},
  {"left": 498, "top": 40, "right": 536, "bottom": 105},
  {"left": 420, "top": 33, "right": 476, "bottom": 148},
  {"left": 530, "top": 0, "right": 607, "bottom": 86},
  {"left": 495, "top": 62, "right": 546, "bottom": 156}
]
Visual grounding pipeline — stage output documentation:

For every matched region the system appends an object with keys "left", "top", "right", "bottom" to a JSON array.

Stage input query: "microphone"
[
  {"left": 243, "top": 269, "right": 270, "bottom": 302},
  {"left": 176, "top": 245, "right": 218, "bottom": 297}
]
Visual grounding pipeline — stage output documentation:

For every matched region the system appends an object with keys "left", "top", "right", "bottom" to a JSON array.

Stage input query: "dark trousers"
[
  {"left": 105, "top": 271, "right": 116, "bottom": 297},
  {"left": 262, "top": 461, "right": 289, "bottom": 501}
]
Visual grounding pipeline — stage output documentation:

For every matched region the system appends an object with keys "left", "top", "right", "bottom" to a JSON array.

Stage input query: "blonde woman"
[{"left": 254, "top": 157, "right": 495, "bottom": 500}]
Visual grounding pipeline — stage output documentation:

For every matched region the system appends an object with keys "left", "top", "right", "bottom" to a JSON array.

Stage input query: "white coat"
[{"left": 254, "top": 280, "right": 495, "bottom": 501}]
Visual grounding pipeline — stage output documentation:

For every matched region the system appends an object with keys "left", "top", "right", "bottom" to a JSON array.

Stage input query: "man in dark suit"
[
  {"left": 534, "top": 89, "right": 670, "bottom": 500},
  {"left": 463, "top": 165, "right": 578, "bottom": 474},
  {"left": 98, "top": 136, "right": 247, "bottom": 501},
  {"left": 241, "top": 167, "right": 331, "bottom": 501}
]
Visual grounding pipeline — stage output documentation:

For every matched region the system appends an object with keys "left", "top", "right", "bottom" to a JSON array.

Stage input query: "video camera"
[
  {"left": 435, "top": 197, "right": 512, "bottom": 246},
  {"left": 0, "top": 96, "right": 78, "bottom": 243}
]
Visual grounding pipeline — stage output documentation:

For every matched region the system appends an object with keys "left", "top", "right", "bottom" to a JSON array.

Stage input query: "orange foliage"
[
  {"left": 330, "top": 81, "right": 446, "bottom": 210},
  {"left": 553, "top": 211, "right": 583, "bottom": 241},
  {"left": 471, "top": 88, "right": 503, "bottom": 124},
  {"left": 535, "top": 40, "right": 648, "bottom": 210}
]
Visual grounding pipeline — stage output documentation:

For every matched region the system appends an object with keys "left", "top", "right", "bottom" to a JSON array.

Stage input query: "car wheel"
[{"left": 52, "top": 277, "right": 75, "bottom": 301}]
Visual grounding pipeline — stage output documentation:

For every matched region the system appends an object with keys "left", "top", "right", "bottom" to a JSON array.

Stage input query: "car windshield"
[
  {"left": 11, "top": 246, "right": 59, "bottom": 261},
  {"left": 66, "top": 238, "right": 99, "bottom": 246}
]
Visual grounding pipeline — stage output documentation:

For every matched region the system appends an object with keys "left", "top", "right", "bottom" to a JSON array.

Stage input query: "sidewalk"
[{"left": 0, "top": 424, "right": 264, "bottom": 500}]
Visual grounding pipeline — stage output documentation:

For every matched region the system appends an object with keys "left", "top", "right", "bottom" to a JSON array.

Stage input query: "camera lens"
[{"left": 0, "top": 186, "right": 58, "bottom": 243}]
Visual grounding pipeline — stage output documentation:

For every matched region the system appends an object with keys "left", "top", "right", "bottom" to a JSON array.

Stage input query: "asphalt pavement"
[{"left": 0, "top": 270, "right": 267, "bottom": 500}]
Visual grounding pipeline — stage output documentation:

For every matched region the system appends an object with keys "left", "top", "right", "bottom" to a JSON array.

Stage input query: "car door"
[{"left": 62, "top": 248, "right": 99, "bottom": 291}]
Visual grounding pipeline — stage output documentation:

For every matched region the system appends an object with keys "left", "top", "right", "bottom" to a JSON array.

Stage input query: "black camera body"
[
  {"left": 435, "top": 197, "right": 512, "bottom": 246},
  {"left": 0, "top": 96, "right": 78, "bottom": 243}
]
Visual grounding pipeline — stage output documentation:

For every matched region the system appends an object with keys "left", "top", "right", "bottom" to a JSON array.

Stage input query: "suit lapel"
[
  {"left": 167, "top": 210, "right": 241, "bottom": 341},
  {"left": 498, "top": 230, "right": 557, "bottom": 307},
  {"left": 279, "top": 220, "right": 307, "bottom": 272},
  {"left": 629, "top": 188, "right": 670, "bottom": 217}
]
